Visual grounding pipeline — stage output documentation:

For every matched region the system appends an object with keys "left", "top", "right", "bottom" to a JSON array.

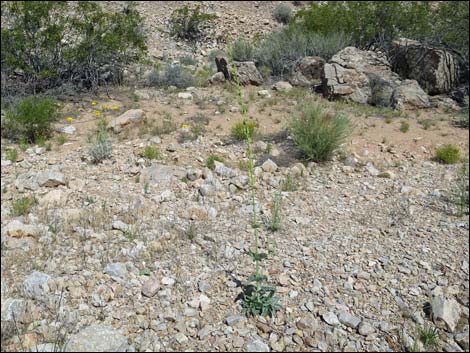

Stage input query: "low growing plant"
[
  {"left": 228, "top": 37, "right": 255, "bottom": 61},
  {"left": 147, "top": 63, "right": 194, "bottom": 89},
  {"left": 169, "top": 5, "right": 217, "bottom": 41},
  {"left": 88, "top": 119, "right": 112, "bottom": 164},
  {"left": 434, "top": 144, "right": 461, "bottom": 164},
  {"left": 289, "top": 104, "right": 352, "bottom": 162},
  {"left": 269, "top": 192, "right": 282, "bottom": 231},
  {"left": 400, "top": 120, "right": 410, "bottom": 133},
  {"left": 206, "top": 155, "right": 225, "bottom": 170},
  {"left": 142, "top": 145, "right": 160, "bottom": 160},
  {"left": 273, "top": 4, "right": 293, "bottom": 24},
  {"left": 12, "top": 196, "right": 37, "bottom": 216},
  {"left": 231, "top": 120, "right": 257, "bottom": 141}
]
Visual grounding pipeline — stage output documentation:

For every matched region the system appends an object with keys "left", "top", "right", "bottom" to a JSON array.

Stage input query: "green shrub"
[
  {"left": 206, "top": 155, "right": 225, "bottom": 170},
  {"left": 273, "top": 4, "right": 293, "bottom": 24},
  {"left": 289, "top": 104, "right": 352, "bottom": 162},
  {"left": 5, "top": 148, "right": 18, "bottom": 163},
  {"left": 400, "top": 121, "right": 410, "bottom": 133},
  {"left": 12, "top": 196, "right": 37, "bottom": 216},
  {"left": 169, "top": 5, "right": 217, "bottom": 41},
  {"left": 254, "top": 26, "right": 351, "bottom": 77},
  {"left": 455, "top": 107, "right": 469, "bottom": 129},
  {"left": 142, "top": 145, "right": 160, "bottom": 160},
  {"left": 89, "top": 119, "right": 112, "bottom": 164},
  {"left": 269, "top": 192, "right": 282, "bottom": 231},
  {"left": 231, "top": 120, "right": 257, "bottom": 141},
  {"left": 147, "top": 63, "right": 194, "bottom": 88},
  {"left": 1, "top": 1, "right": 146, "bottom": 93},
  {"left": 2, "top": 96, "right": 58, "bottom": 143},
  {"left": 178, "top": 55, "right": 197, "bottom": 66},
  {"left": 56, "top": 135, "right": 66, "bottom": 145},
  {"left": 228, "top": 37, "right": 255, "bottom": 62},
  {"left": 434, "top": 144, "right": 461, "bottom": 164}
]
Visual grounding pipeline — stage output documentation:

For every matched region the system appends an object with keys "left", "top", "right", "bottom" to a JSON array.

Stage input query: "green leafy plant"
[
  {"left": 289, "top": 103, "right": 352, "bottom": 162},
  {"left": 231, "top": 62, "right": 280, "bottom": 318},
  {"left": 206, "top": 154, "right": 225, "bottom": 170},
  {"left": 169, "top": 5, "right": 217, "bottom": 41},
  {"left": 273, "top": 4, "right": 293, "bottom": 24},
  {"left": 418, "top": 119, "right": 435, "bottom": 130},
  {"left": 88, "top": 119, "right": 112, "bottom": 164},
  {"left": 142, "top": 145, "right": 160, "bottom": 160},
  {"left": 269, "top": 192, "right": 282, "bottom": 231},
  {"left": 12, "top": 196, "right": 37, "bottom": 216},
  {"left": 1, "top": 1, "right": 147, "bottom": 93},
  {"left": 5, "top": 148, "right": 18, "bottom": 163},
  {"left": 434, "top": 144, "right": 461, "bottom": 164},
  {"left": 231, "top": 120, "right": 257, "bottom": 141},
  {"left": 2, "top": 96, "right": 58, "bottom": 143},
  {"left": 416, "top": 323, "right": 438, "bottom": 350},
  {"left": 56, "top": 135, "right": 66, "bottom": 145},
  {"left": 281, "top": 175, "right": 300, "bottom": 192}
]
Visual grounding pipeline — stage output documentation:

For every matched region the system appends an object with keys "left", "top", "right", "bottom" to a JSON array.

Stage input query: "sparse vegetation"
[
  {"left": 273, "top": 4, "right": 293, "bottom": 24},
  {"left": 228, "top": 37, "right": 255, "bottom": 62},
  {"left": 2, "top": 96, "right": 58, "bottom": 143},
  {"left": 88, "top": 119, "right": 112, "bottom": 164},
  {"left": 416, "top": 323, "right": 438, "bottom": 350},
  {"left": 434, "top": 144, "right": 461, "bottom": 164},
  {"left": 142, "top": 145, "right": 160, "bottom": 160},
  {"left": 290, "top": 104, "right": 352, "bottom": 162},
  {"left": 5, "top": 148, "right": 18, "bottom": 163},
  {"left": 169, "top": 5, "right": 217, "bottom": 41},
  {"left": 12, "top": 196, "right": 37, "bottom": 216},
  {"left": 453, "top": 159, "right": 469, "bottom": 216},
  {"left": 400, "top": 121, "right": 410, "bottom": 133},
  {"left": 269, "top": 192, "right": 282, "bottom": 231},
  {"left": 147, "top": 63, "right": 194, "bottom": 89},
  {"left": 56, "top": 135, "right": 66, "bottom": 145},
  {"left": 231, "top": 120, "right": 257, "bottom": 141},
  {"left": 281, "top": 175, "right": 300, "bottom": 192},
  {"left": 418, "top": 119, "right": 435, "bottom": 130},
  {"left": 152, "top": 112, "right": 178, "bottom": 136},
  {"left": 206, "top": 155, "right": 225, "bottom": 170}
]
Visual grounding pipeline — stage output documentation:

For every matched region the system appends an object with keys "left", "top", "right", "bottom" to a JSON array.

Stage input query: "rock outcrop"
[{"left": 289, "top": 56, "right": 325, "bottom": 88}]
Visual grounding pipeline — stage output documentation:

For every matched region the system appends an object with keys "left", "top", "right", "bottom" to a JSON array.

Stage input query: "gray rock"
[
  {"left": 431, "top": 295, "right": 461, "bottom": 332},
  {"left": 233, "top": 61, "right": 263, "bottom": 86},
  {"left": 3, "top": 220, "right": 40, "bottom": 238},
  {"left": 1, "top": 298, "right": 26, "bottom": 321},
  {"left": 177, "top": 92, "right": 193, "bottom": 100},
  {"left": 30, "top": 343, "right": 61, "bottom": 352},
  {"left": 258, "top": 90, "right": 271, "bottom": 98},
  {"left": 15, "top": 171, "right": 39, "bottom": 192},
  {"left": 37, "top": 170, "right": 67, "bottom": 187},
  {"left": 246, "top": 338, "right": 270, "bottom": 352},
  {"left": 338, "top": 311, "right": 362, "bottom": 329},
  {"left": 391, "top": 79, "right": 431, "bottom": 110},
  {"left": 272, "top": 81, "right": 292, "bottom": 92},
  {"left": 261, "top": 159, "right": 278, "bottom": 173},
  {"left": 225, "top": 314, "right": 243, "bottom": 326},
  {"left": 142, "top": 276, "right": 160, "bottom": 298},
  {"left": 366, "top": 163, "right": 380, "bottom": 176},
  {"left": 455, "top": 331, "right": 469, "bottom": 351},
  {"left": 140, "top": 164, "right": 186, "bottom": 186},
  {"left": 214, "top": 161, "right": 237, "bottom": 178},
  {"left": 322, "top": 312, "right": 340, "bottom": 326},
  {"left": 23, "top": 272, "right": 51, "bottom": 299},
  {"left": 104, "top": 263, "right": 128, "bottom": 280},
  {"left": 112, "top": 221, "right": 129, "bottom": 233},
  {"left": 64, "top": 325, "right": 129, "bottom": 352},
  {"left": 358, "top": 321, "right": 375, "bottom": 336},
  {"left": 209, "top": 72, "right": 225, "bottom": 85},
  {"left": 289, "top": 56, "right": 325, "bottom": 87}
]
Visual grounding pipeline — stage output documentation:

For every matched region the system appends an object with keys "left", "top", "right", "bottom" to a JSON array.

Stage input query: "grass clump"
[
  {"left": 5, "top": 148, "right": 18, "bottom": 162},
  {"left": 418, "top": 119, "right": 435, "bottom": 130},
  {"left": 169, "top": 5, "right": 217, "bottom": 41},
  {"left": 142, "top": 145, "right": 160, "bottom": 160},
  {"left": 281, "top": 175, "right": 300, "bottom": 192},
  {"left": 231, "top": 120, "right": 257, "bottom": 141},
  {"left": 147, "top": 63, "right": 194, "bottom": 89},
  {"left": 206, "top": 155, "right": 225, "bottom": 170},
  {"left": 12, "top": 196, "right": 37, "bottom": 216},
  {"left": 273, "top": 4, "right": 293, "bottom": 24},
  {"left": 434, "top": 144, "right": 461, "bottom": 164},
  {"left": 416, "top": 323, "right": 438, "bottom": 350},
  {"left": 399, "top": 121, "right": 410, "bottom": 133},
  {"left": 88, "top": 119, "right": 112, "bottom": 164},
  {"left": 152, "top": 112, "right": 177, "bottom": 136},
  {"left": 56, "top": 135, "right": 66, "bottom": 145},
  {"left": 289, "top": 104, "right": 352, "bottom": 162},
  {"left": 2, "top": 96, "right": 58, "bottom": 143}
]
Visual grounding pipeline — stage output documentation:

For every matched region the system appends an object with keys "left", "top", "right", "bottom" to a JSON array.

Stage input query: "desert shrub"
[
  {"left": 5, "top": 148, "right": 18, "bottom": 162},
  {"left": 2, "top": 95, "right": 58, "bottom": 143},
  {"left": 147, "top": 63, "right": 194, "bottom": 89},
  {"left": 453, "top": 159, "right": 469, "bottom": 216},
  {"left": 231, "top": 120, "right": 257, "bottom": 141},
  {"left": 434, "top": 144, "right": 461, "bottom": 164},
  {"left": 207, "top": 49, "right": 227, "bottom": 68},
  {"left": 89, "top": 119, "right": 112, "bottom": 164},
  {"left": 399, "top": 121, "right": 410, "bottom": 133},
  {"left": 254, "top": 26, "right": 351, "bottom": 77},
  {"left": 142, "top": 145, "right": 160, "bottom": 160},
  {"left": 289, "top": 104, "right": 352, "bottom": 162},
  {"left": 228, "top": 37, "right": 255, "bottom": 62},
  {"left": 12, "top": 196, "right": 37, "bottom": 216},
  {"left": 273, "top": 4, "right": 293, "bottom": 24},
  {"left": 1, "top": 1, "right": 146, "bottom": 93},
  {"left": 178, "top": 55, "right": 197, "bottom": 66},
  {"left": 169, "top": 5, "right": 217, "bottom": 41},
  {"left": 455, "top": 107, "right": 469, "bottom": 129}
]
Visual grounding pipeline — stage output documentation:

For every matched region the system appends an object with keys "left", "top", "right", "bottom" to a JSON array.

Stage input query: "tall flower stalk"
[{"left": 231, "top": 64, "right": 280, "bottom": 317}]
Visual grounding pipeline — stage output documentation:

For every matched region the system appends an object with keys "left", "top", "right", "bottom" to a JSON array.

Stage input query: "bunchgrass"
[
  {"left": 206, "top": 155, "right": 225, "bottom": 170},
  {"left": 231, "top": 120, "right": 257, "bottom": 141},
  {"left": 434, "top": 144, "right": 461, "bottom": 164},
  {"left": 142, "top": 145, "right": 160, "bottom": 160},
  {"left": 269, "top": 192, "right": 282, "bottom": 231},
  {"left": 12, "top": 196, "right": 37, "bottom": 216}
]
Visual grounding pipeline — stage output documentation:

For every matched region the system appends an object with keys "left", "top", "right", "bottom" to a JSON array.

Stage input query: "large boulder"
[
  {"left": 233, "top": 61, "right": 263, "bottom": 86},
  {"left": 321, "top": 46, "right": 430, "bottom": 110},
  {"left": 390, "top": 38, "right": 459, "bottom": 95},
  {"left": 109, "top": 109, "right": 146, "bottom": 133},
  {"left": 289, "top": 56, "right": 325, "bottom": 87}
]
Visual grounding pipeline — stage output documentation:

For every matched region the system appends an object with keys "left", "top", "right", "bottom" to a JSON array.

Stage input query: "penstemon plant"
[{"left": 230, "top": 64, "right": 281, "bottom": 318}]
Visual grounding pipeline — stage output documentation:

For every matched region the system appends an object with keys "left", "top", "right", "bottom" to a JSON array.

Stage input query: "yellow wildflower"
[
  {"left": 112, "top": 105, "right": 119, "bottom": 110},
  {"left": 95, "top": 110, "right": 101, "bottom": 117},
  {"left": 181, "top": 123, "right": 189, "bottom": 129},
  {"left": 67, "top": 117, "right": 74, "bottom": 123},
  {"left": 103, "top": 105, "right": 110, "bottom": 110},
  {"left": 91, "top": 101, "right": 97, "bottom": 106}
]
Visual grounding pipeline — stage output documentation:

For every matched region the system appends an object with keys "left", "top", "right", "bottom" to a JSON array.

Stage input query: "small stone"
[
  {"left": 378, "top": 171, "right": 396, "bottom": 179},
  {"left": 64, "top": 325, "right": 129, "bottom": 352},
  {"left": 338, "top": 311, "right": 361, "bottom": 329},
  {"left": 431, "top": 296, "right": 461, "bottom": 332},
  {"left": 177, "top": 92, "right": 192, "bottom": 100},
  {"left": 199, "top": 294, "right": 210, "bottom": 311},
  {"left": 226, "top": 314, "right": 243, "bottom": 326},
  {"left": 142, "top": 276, "right": 160, "bottom": 297},
  {"left": 261, "top": 159, "right": 278, "bottom": 173},
  {"left": 246, "top": 338, "right": 270, "bottom": 352},
  {"left": 23, "top": 272, "right": 51, "bottom": 299},
  {"left": 272, "top": 81, "right": 292, "bottom": 92},
  {"left": 104, "top": 263, "right": 127, "bottom": 280},
  {"left": 112, "top": 221, "right": 129, "bottom": 233},
  {"left": 358, "top": 322, "right": 375, "bottom": 336},
  {"left": 366, "top": 163, "right": 380, "bottom": 176},
  {"left": 258, "top": 90, "right": 271, "bottom": 98},
  {"left": 161, "top": 277, "right": 176, "bottom": 286},
  {"left": 322, "top": 312, "right": 340, "bottom": 326},
  {"left": 175, "top": 332, "right": 188, "bottom": 344},
  {"left": 455, "top": 331, "right": 469, "bottom": 351}
]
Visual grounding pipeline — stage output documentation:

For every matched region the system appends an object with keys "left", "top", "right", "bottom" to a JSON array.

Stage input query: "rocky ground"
[{"left": 1, "top": 82, "right": 469, "bottom": 352}]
